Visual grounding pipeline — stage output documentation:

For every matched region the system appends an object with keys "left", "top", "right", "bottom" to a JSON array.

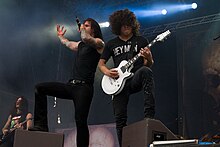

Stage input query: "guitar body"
[{"left": 101, "top": 60, "right": 134, "bottom": 95}]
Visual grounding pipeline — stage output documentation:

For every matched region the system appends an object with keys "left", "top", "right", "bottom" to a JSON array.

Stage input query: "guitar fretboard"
[
  {"left": 119, "top": 30, "right": 171, "bottom": 73},
  {"left": 123, "top": 39, "right": 157, "bottom": 70}
]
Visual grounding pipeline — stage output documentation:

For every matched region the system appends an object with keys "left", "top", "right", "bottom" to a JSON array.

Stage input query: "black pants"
[
  {"left": 112, "top": 66, "right": 155, "bottom": 146},
  {"left": 34, "top": 81, "right": 93, "bottom": 147}
]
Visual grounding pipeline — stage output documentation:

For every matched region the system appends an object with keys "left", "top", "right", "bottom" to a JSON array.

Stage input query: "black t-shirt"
[
  {"left": 72, "top": 42, "right": 100, "bottom": 84},
  {"left": 101, "top": 35, "right": 148, "bottom": 72}
]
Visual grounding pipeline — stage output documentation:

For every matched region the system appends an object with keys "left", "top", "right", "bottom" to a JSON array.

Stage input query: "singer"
[{"left": 29, "top": 18, "right": 104, "bottom": 147}]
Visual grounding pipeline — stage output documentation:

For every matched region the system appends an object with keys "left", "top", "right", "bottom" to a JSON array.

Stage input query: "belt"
[{"left": 69, "top": 79, "right": 86, "bottom": 84}]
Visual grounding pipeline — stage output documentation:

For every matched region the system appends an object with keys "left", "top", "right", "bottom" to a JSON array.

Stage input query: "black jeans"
[
  {"left": 34, "top": 81, "right": 93, "bottom": 147},
  {"left": 112, "top": 66, "right": 155, "bottom": 146}
]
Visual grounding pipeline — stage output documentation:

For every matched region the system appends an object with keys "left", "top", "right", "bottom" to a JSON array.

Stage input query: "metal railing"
[{"left": 141, "top": 13, "right": 220, "bottom": 37}]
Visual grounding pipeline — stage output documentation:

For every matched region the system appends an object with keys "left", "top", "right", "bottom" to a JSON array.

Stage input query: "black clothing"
[
  {"left": 101, "top": 35, "right": 148, "bottom": 72},
  {"left": 34, "top": 82, "right": 93, "bottom": 147},
  {"left": 73, "top": 42, "right": 100, "bottom": 84},
  {"left": 101, "top": 35, "right": 155, "bottom": 146},
  {"left": 33, "top": 42, "right": 100, "bottom": 147}
]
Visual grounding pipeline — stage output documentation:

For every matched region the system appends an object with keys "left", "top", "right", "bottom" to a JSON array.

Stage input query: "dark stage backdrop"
[{"left": 176, "top": 21, "right": 220, "bottom": 139}]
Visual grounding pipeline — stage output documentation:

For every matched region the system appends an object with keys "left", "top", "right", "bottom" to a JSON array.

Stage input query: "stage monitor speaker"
[
  {"left": 122, "top": 118, "right": 178, "bottom": 147},
  {"left": 13, "top": 129, "right": 64, "bottom": 147}
]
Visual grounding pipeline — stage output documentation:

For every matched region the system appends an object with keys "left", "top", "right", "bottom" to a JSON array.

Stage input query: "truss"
[{"left": 141, "top": 13, "right": 220, "bottom": 37}]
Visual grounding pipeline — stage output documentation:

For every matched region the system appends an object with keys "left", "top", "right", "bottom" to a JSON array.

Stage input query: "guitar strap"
[
  {"left": 127, "top": 36, "right": 136, "bottom": 59},
  {"left": 111, "top": 37, "right": 136, "bottom": 99}
]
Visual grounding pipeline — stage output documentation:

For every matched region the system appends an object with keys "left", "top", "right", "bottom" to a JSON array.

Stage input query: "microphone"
[{"left": 76, "top": 16, "right": 81, "bottom": 30}]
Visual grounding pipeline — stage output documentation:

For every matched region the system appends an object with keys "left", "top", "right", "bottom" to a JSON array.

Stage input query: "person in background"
[{"left": 2, "top": 96, "right": 33, "bottom": 135}]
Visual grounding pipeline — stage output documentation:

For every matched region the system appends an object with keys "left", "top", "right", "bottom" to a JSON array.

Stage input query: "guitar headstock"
[{"left": 156, "top": 30, "right": 171, "bottom": 42}]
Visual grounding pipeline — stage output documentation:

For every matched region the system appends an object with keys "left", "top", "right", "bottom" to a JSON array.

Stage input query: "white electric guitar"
[{"left": 101, "top": 30, "right": 171, "bottom": 95}]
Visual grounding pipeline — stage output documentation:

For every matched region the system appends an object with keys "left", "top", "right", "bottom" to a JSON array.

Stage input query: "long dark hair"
[
  {"left": 10, "top": 96, "right": 28, "bottom": 118},
  {"left": 109, "top": 8, "right": 140, "bottom": 36},
  {"left": 83, "top": 18, "right": 103, "bottom": 40}
]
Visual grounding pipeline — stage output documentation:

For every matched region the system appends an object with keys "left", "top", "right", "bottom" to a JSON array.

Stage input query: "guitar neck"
[
  {"left": 124, "top": 39, "right": 157, "bottom": 69},
  {"left": 10, "top": 118, "right": 33, "bottom": 132}
]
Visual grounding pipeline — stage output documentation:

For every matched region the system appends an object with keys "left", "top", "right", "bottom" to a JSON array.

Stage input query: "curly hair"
[
  {"left": 83, "top": 18, "right": 103, "bottom": 40},
  {"left": 109, "top": 9, "right": 140, "bottom": 36}
]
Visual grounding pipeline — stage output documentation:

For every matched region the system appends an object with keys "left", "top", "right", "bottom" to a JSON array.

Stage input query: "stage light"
[
  {"left": 99, "top": 22, "right": 110, "bottom": 28},
  {"left": 134, "top": 10, "right": 166, "bottom": 17},
  {"left": 191, "top": 3, "right": 197, "bottom": 9},
  {"left": 132, "top": 2, "right": 198, "bottom": 18},
  {"left": 161, "top": 9, "right": 167, "bottom": 15}
]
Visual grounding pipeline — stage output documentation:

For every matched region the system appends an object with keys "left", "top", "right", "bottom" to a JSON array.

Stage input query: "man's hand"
[
  {"left": 2, "top": 129, "right": 9, "bottom": 135},
  {"left": 105, "top": 69, "right": 119, "bottom": 78},
  {"left": 140, "top": 47, "right": 154, "bottom": 66},
  {"left": 57, "top": 25, "right": 67, "bottom": 37},
  {"left": 140, "top": 47, "right": 152, "bottom": 60},
  {"left": 79, "top": 24, "right": 85, "bottom": 32},
  {"left": 14, "top": 123, "right": 22, "bottom": 129}
]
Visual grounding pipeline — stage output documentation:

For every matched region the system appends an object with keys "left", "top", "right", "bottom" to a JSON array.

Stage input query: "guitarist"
[
  {"left": 1, "top": 97, "right": 33, "bottom": 144},
  {"left": 98, "top": 9, "right": 155, "bottom": 147}
]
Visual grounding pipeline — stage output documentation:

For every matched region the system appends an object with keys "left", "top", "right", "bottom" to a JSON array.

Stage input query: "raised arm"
[{"left": 56, "top": 25, "right": 80, "bottom": 51}]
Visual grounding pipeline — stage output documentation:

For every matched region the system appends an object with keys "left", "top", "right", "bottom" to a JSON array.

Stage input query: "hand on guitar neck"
[
  {"left": 11, "top": 117, "right": 33, "bottom": 132},
  {"left": 11, "top": 123, "right": 23, "bottom": 130},
  {"left": 140, "top": 47, "right": 154, "bottom": 66}
]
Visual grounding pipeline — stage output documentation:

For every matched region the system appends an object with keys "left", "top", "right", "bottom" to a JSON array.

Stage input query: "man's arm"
[
  {"left": 80, "top": 28, "right": 104, "bottom": 54},
  {"left": 2, "top": 115, "right": 11, "bottom": 135},
  {"left": 57, "top": 25, "right": 80, "bottom": 51},
  {"left": 25, "top": 113, "right": 33, "bottom": 130},
  {"left": 98, "top": 59, "right": 118, "bottom": 78}
]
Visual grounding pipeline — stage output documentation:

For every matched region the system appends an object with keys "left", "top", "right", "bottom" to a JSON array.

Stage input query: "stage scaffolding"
[{"left": 141, "top": 13, "right": 220, "bottom": 37}]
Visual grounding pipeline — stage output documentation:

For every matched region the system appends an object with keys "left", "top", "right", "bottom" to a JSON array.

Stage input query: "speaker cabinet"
[
  {"left": 122, "top": 118, "right": 178, "bottom": 147},
  {"left": 13, "top": 130, "right": 64, "bottom": 147}
]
